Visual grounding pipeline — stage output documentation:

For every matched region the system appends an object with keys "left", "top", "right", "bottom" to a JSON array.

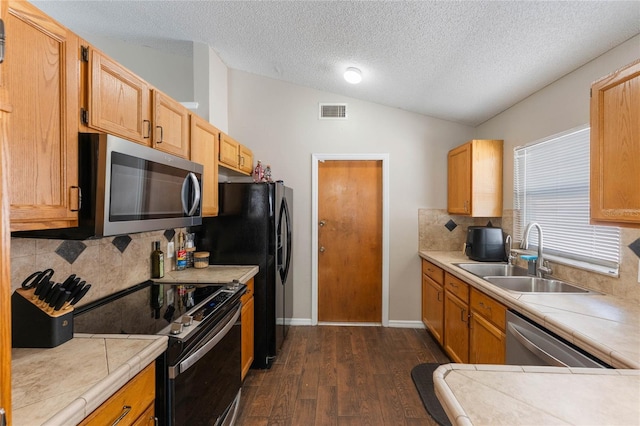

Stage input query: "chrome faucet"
[
  {"left": 520, "top": 222, "right": 552, "bottom": 277},
  {"left": 505, "top": 234, "right": 516, "bottom": 265}
]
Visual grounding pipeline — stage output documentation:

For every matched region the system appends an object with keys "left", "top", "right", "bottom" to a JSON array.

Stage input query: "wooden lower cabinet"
[
  {"left": 80, "top": 363, "right": 155, "bottom": 426},
  {"left": 443, "top": 288, "right": 469, "bottom": 363},
  {"left": 469, "top": 287, "right": 507, "bottom": 364},
  {"left": 241, "top": 278, "right": 255, "bottom": 380},
  {"left": 421, "top": 260, "right": 444, "bottom": 345}
]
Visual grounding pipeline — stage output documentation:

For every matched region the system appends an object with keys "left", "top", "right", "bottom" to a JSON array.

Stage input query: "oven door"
[{"left": 167, "top": 303, "right": 241, "bottom": 426}]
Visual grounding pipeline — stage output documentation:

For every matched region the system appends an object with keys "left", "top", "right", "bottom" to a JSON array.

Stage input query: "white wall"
[
  {"left": 80, "top": 34, "right": 194, "bottom": 102},
  {"left": 476, "top": 34, "right": 640, "bottom": 208},
  {"left": 228, "top": 71, "right": 474, "bottom": 322}
]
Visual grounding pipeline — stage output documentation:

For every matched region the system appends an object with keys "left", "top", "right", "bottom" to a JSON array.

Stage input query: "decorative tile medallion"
[
  {"left": 164, "top": 229, "right": 176, "bottom": 241},
  {"left": 444, "top": 219, "right": 457, "bottom": 232},
  {"left": 112, "top": 235, "right": 132, "bottom": 253},
  {"left": 55, "top": 241, "right": 87, "bottom": 264},
  {"left": 628, "top": 238, "right": 640, "bottom": 259},
  {"left": 486, "top": 220, "right": 494, "bottom": 227}
]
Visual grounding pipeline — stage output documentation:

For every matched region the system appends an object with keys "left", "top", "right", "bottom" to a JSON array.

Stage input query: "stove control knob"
[
  {"left": 170, "top": 322, "right": 183, "bottom": 335},
  {"left": 181, "top": 315, "right": 193, "bottom": 327}
]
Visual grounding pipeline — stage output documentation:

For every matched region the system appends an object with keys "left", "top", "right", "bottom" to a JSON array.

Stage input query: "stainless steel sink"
[
  {"left": 484, "top": 276, "right": 592, "bottom": 293},
  {"left": 455, "top": 263, "right": 529, "bottom": 277}
]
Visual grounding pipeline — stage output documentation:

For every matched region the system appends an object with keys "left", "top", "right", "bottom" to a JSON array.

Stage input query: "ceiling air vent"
[{"left": 319, "top": 103, "right": 347, "bottom": 120}]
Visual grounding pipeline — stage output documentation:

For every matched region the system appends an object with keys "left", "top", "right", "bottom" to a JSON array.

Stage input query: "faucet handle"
[{"left": 538, "top": 261, "right": 553, "bottom": 277}]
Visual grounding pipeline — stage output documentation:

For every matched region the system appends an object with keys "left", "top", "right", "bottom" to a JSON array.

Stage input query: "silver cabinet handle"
[
  {"left": 111, "top": 405, "right": 132, "bottom": 426},
  {"left": 1, "top": 407, "right": 6, "bottom": 426},
  {"left": 143, "top": 120, "right": 151, "bottom": 139}
]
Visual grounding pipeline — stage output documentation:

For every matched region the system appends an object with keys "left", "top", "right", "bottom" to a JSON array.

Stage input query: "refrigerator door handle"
[{"left": 279, "top": 196, "right": 292, "bottom": 283}]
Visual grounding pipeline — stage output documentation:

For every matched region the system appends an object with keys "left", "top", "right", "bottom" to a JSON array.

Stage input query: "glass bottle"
[
  {"left": 264, "top": 164, "right": 272, "bottom": 182},
  {"left": 151, "top": 241, "right": 164, "bottom": 278}
]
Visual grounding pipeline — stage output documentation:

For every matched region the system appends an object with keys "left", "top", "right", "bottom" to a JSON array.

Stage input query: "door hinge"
[
  {"left": 0, "top": 19, "right": 5, "bottom": 64},
  {"left": 80, "top": 108, "right": 89, "bottom": 125},
  {"left": 589, "top": 88, "right": 592, "bottom": 98},
  {"left": 81, "top": 45, "right": 89, "bottom": 62}
]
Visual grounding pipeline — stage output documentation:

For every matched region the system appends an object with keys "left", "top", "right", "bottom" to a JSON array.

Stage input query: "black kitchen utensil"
[
  {"left": 21, "top": 268, "right": 54, "bottom": 290},
  {"left": 53, "top": 290, "right": 72, "bottom": 311},
  {"left": 70, "top": 284, "right": 91, "bottom": 306}
]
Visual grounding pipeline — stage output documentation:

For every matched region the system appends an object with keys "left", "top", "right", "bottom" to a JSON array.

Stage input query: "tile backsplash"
[
  {"left": 418, "top": 208, "right": 640, "bottom": 302},
  {"left": 10, "top": 228, "right": 185, "bottom": 307}
]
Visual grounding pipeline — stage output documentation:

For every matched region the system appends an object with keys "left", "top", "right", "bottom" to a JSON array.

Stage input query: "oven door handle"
[{"left": 169, "top": 304, "right": 240, "bottom": 379}]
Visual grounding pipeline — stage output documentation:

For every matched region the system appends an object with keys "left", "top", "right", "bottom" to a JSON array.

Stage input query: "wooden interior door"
[{"left": 318, "top": 160, "right": 382, "bottom": 322}]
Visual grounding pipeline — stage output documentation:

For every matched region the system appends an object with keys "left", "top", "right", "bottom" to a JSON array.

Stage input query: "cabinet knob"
[
  {"left": 319, "top": 220, "right": 326, "bottom": 227},
  {"left": 319, "top": 246, "right": 326, "bottom": 253}
]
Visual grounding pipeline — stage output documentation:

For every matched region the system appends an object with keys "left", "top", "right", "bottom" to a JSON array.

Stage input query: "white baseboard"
[
  {"left": 280, "top": 318, "right": 425, "bottom": 328},
  {"left": 388, "top": 320, "right": 426, "bottom": 329}
]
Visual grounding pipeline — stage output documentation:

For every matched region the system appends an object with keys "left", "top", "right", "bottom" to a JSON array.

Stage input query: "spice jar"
[{"left": 194, "top": 252, "right": 210, "bottom": 268}]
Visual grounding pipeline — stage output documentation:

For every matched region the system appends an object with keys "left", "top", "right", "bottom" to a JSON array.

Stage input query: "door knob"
[
  {"left": 319, "top": 246, "right": 326, "bottom": 253},
  {"left": 319, "top": 220, "right": 326, "bottom": 227}
]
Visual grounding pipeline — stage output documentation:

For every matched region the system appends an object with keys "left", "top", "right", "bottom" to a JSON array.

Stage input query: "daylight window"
[{"left": 513, "top": 126, "right": 620, "bottom": 275}]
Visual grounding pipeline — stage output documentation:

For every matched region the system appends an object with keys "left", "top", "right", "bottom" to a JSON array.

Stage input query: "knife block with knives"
[{"left": 11, "top": 289, "right": 74, "bottom": 348}]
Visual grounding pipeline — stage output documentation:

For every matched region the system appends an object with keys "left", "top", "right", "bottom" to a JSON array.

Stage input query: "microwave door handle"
[
  {"left": 181, "top": 173, "right": 201, "bottom": 216},
  {"left": 187, "top": 172, "right": 200, "bottom": 216}
]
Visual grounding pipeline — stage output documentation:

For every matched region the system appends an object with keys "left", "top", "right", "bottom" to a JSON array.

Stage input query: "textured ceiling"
[{"left": 32, "top": 1, "right": 640, "bottom": 126}]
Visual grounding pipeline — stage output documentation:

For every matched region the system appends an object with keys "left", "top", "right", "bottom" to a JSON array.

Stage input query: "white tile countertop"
[
  {"left": 420, "top": 251, "right": 640, "bottom": 426},
  {"left": 154, "top": 265, "right": 259, "bottom": 284},
  {"left": 12, "top": 334, "right": 168, "bottom": 425},
  {"left": 434, "top": 364, "right": 640, "bottom": 426},
  {"left": 419, "top": 251, "right": 640, "bottom": 369}
]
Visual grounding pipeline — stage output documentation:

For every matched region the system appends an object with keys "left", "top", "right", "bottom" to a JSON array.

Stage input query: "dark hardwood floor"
[{"left": 236, "top": 326, "right": 450, "bottom": 426}]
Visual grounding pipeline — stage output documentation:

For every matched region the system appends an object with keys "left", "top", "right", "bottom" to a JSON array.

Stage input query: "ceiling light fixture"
[{"left": 344, "top": 67, "right": 362, "bottom": 84}]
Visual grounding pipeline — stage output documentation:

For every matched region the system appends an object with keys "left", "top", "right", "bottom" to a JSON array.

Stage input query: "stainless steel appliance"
[
  {"left": 506, "top": 310, "right": 610, "bottom": 368},
  {"left": 195, "top": 181, "right": 293, "bottom": 369},
  {"left": 464, "top": 226, "right": 506, "bottom": 262},
  {"left": 74, "top": 281, "right": 246, "bottom": 425},
  {"left": 14, "top": 133, "right": 203, "bottom": 239}
]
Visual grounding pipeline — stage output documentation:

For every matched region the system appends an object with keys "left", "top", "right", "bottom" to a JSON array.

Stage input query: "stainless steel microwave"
[{"left": 14, "top": 133, "right": 203, "bottom": 239}]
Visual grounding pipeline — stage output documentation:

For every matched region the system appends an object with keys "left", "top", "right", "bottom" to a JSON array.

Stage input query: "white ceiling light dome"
[{"left": 344, "top": 67, "right": 362, "bottom": 84}]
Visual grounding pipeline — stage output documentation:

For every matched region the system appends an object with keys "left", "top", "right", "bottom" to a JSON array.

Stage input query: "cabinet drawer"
[
  {"left": 80, "top": 363, "right": 155, "bottom": 426},
  {"left": 422, "top": 259, "right": 444, "bottom": 285},
  {"left": 470, "top": 288, "right": 506, "bottom": 330},
  {"left": 240, "top": 277, "right": 255, "bottom": 305},
  {"left": 444, "top": 273, "right": 469, "bottom": 303}
]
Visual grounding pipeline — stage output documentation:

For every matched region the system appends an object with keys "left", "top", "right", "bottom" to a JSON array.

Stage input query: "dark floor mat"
[{"left": 411, "top": 363, "right": 452, "bottom": 426}]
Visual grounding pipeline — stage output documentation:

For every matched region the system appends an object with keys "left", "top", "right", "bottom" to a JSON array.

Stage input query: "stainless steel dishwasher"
[{"left": 506, "top": 310, "right": 611, "bottom": 368}]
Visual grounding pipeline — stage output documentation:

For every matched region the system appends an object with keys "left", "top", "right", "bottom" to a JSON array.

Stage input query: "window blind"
[{"left": 513, "top": 126, "right": 620, "bottom": 272}]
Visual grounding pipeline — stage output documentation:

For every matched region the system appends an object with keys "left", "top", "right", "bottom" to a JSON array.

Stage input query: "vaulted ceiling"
[{"left": 33, "top": 1, "right": 640, "bottom": 126}]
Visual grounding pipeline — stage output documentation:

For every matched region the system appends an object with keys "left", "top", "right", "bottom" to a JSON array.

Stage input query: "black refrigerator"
[{"left": 195, "top": 181, "right": 293, "bottom": 369}]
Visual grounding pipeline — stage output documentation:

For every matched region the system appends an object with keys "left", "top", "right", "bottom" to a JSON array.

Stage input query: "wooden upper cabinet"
[
  {"left": 86, "top": 47, "right": 152, "bottom": 145},
  {"left": 153, "top": 89, "right": 190, "bottom": 159},
  {"left": 590, "top": 59, "right": 640, "bottom": 227},
  {"left": 6, "top": 0, "right": 80, "bottom": 231},
  {"left": 447, "top": 139, "right": 503, "bottom": 217},
  {"left": 219, "top": 132, "right": 253, "bottom": 175},
  {"left": 190, "top": 114, "right": 219, "bottom": 216}
]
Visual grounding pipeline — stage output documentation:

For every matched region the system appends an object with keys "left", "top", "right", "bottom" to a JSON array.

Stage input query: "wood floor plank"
[{"left": 237, "top": 326, "right": 450, "bottom": 426}]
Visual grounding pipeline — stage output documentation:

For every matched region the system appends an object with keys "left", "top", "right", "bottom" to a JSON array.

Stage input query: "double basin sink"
[{"left": 454, "top": 263, "right": 594, "bottom": 294}]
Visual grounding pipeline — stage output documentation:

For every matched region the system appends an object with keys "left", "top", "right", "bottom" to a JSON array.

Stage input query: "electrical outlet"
[{"left": 167, "top": 241, "right": 174, "bottom": 258}]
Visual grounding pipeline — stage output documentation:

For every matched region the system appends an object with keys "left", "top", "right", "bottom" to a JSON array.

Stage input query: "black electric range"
[{"left": 73, "top": 280, "right": 246, "bottom": 425}]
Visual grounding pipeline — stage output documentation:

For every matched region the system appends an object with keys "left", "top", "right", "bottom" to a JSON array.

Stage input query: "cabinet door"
[
  {"left": 241, "top": 295, "right": 255, "bottom": 380},
  {"left": 7, "top": 0, "right": 80, "bottom": 231},
  {"left": 422, "top": 274, "right": 444, "bottom": 345},
  {"left": 443, "top": 290, "right": 469, "bottom": 363},
  {"left": 190, "top": 115, "right": 219, "bottom": 216},
  {"left": 238, "top": 144, "right": 253, "bottom": 174},
  {"left": 219, "top": 133, "right": 240, "bottom": 168},
  {"left": 590, "top": 60, "right": 640, "bottom": 227},
  {"left": 153, "top": 89, "right": 189, "bottom": 158},
  {"left": 447, "top": 142, "right": 471, "bottom": 215},
  {"left": 470, "top": 313, "right": 505, "bottom": 364},
  {"left": 89, "top": 48, "right": 151, "bottom": 145},
  {"left": 80, "top": 363, "right": 155, "bottom": 426}
]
